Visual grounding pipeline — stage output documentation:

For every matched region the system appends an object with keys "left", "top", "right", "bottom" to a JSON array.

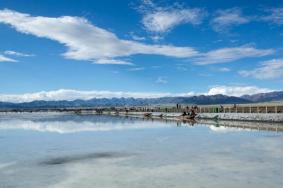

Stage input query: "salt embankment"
[
  {"left": 197, "top": 113, "right": 283, "bottom": 122},
  {"left": 108, "top": 111, "right": 283, "bottom": 123}
]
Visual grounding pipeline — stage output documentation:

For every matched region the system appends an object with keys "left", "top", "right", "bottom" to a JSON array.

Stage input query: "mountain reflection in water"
[{"left": 0, "top": 113, "right": 282, "bottom": 188}]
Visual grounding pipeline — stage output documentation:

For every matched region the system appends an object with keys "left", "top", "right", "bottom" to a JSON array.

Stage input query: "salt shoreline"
[
  {"left": 1, "top": 110, "right": 283, "bottom": 122},
  {"left": 106, "top": 111, "right": 283, "bottom": 123}
]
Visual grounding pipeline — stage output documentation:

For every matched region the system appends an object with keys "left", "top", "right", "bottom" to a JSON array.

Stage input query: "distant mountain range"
[
  {"left": 0, "top": 91, "right": 282, "bottom": 109},
  {"left": 241, "top": 91, "right": 283, "bottom": 102}
]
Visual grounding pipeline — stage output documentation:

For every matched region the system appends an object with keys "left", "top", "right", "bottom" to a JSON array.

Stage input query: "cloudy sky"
[{"left": 0, "top": 0, "right": 282, "bottom": 102}]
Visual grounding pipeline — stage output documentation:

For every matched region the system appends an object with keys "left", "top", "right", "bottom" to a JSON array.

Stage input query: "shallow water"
[{"left": 0, "top": 113, "right": 282, "bottom": 188}]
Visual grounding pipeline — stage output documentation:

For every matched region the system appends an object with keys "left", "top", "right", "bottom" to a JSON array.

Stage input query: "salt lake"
[{"left": 0, "top": 113, "right": 282, "bottom": 188}]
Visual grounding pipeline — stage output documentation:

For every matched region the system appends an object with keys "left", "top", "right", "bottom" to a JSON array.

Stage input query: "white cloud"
[
  {"left": 0, "top": 9, "right": 199, "bottom": 65},
  {"left": 128, "top": 67, "right": 145, "bottom": 71},
  {"left": 262, "top": 8, "right": 283, "bottom": 25},
  {"left": 95, "top": 59, "right": 133, "bottom": 65},
  {"left": 211, "top": 8, "right": 250, "bottom": 32},
  {"left": 206, "top": 86, "right": 273, "bottom": 97},
  {"left": 0, "top": 54, "right": 17, "bottom": 62},
  {"left": 142, "top": 8, "right": 204, "bottom": 33},
  {"left": 176, "top": 64, "right": 188, "bottom": 71},
  {"left": 0, "top": 89, "right": 174, "bottom": 103},
  {"left": 0, "top": 86, "right": 274, "bottom": 103},
  {"left": 218, "top": 67, "right": 231, "bottom": 72},
  {"left": 194, "top": 46, "right": 274, "bottom": 65},
  {"left": 129, "top": 32, "right": 146, "bottom": 41},
  {"left": 156, "top": 76, "right": 168, "bottom": 84},
  {"left": 4, "top": 50, "right": 34, "bottom": 57},
  {"left": 239, "top": 59, "right": 283, "bottom": 79},
  {"left": 150, "top": 35, "right": 164, "bottom": 41},
  {"left": 0, "top": 10, "right": 274, "bottom": 66},
  {"left": 137, "top": 0, "right": 205, "bottom": 34}
]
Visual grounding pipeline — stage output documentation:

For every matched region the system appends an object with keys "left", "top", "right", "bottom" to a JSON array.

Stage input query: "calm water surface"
[{"left": 0, "top": 113, "right": 282, "bottom": 188}]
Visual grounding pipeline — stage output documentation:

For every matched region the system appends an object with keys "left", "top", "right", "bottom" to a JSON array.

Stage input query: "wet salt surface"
[{"left": 0, "top": 113, "right": 283, "bottom": 188}]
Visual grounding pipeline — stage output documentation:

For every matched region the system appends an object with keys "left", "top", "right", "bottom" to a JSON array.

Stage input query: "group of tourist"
[{"left": 181, "top": 105, "right": 197, "bottom": 117}]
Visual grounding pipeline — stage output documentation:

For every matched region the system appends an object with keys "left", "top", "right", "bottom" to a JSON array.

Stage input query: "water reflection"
[
  {"left": 0, "top": 113, "right": 282, "bottom": 133},
  {"left": 0, "top": 113, "right": 173, "bottom": 133},
  {"left": 0, "top": 113, "right": 282, "bottom": 188}
]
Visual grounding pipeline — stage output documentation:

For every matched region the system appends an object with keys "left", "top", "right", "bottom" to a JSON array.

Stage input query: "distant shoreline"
[
  {"left": 1, "top": 109, "right": 283, "bottom": 123},
  {"left": 1, "top": 102, "right": 283, "bottom": 123}
]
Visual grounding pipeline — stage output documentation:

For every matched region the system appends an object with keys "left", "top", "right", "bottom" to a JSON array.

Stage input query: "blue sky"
[{"left": 0, "top": 0, "right": 282, "bottom": 102}]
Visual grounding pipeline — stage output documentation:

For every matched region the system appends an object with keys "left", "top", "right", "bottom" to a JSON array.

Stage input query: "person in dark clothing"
[
  {"left": 220, "top": 105, "right": 224, "bottom": 112},
  {"left": 190, "top": 109, "right": 196, "bottom": 116}
]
